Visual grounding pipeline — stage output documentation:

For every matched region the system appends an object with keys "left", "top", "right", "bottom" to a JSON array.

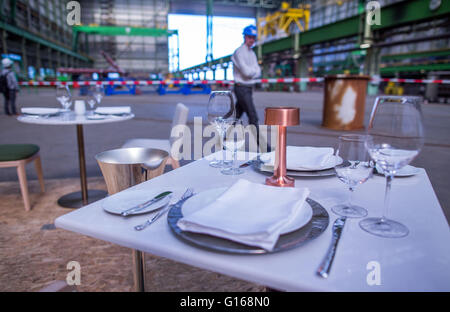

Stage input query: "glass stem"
[
  {"left": 348, "top": 186, "right": 354, "bottom": 207},
  {"left": 381, "top": 174, "right": 394, "bottom": 222},
  {"left": 220, "top": 131, "right": 226, "bottom": 163},
  {"left": 233, "top": 147, "right": 238, "bottom": 170}
]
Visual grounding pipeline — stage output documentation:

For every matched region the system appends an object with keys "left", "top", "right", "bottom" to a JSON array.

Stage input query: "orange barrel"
[{"left": 322, "top": 74, "right": 370, "bottom": 130}]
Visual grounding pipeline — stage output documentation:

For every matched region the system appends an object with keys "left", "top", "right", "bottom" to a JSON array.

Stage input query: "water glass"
[
  {"left": 56, "top": 85, "right": 72, "bottom": 111},
  {"left": 207, "top": 91, "right": 236, "bottom": 168},
  {"left": 360, "top": 96, "right": 424, "bottom": 238},
  {"left": 332, "top": 135, "right": 373, "bottom": 218},
  {"left": 221, "top": 120, "right": 245, "bottom": 175}
]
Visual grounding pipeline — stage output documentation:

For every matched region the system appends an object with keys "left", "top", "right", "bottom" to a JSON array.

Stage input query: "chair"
[
  {"left": 0, "top": 144, "right": 45, "bottom": 211},
  {"left": 122, "top": 103, "right": 189, "bottom": 170}
]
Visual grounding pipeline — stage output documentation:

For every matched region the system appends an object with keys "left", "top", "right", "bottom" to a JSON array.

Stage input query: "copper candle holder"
[{"left": 264, "top": 107, "right": 300, "bottom": 187}]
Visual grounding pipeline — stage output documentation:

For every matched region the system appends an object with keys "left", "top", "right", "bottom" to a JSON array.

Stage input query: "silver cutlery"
[
  {"left": 317, "top": 216, "right": 347, "bottom": 278},
  {"left": 239, "top": 160, "right": 253, "bottom": 168},
  {"left": 121, "top": 191, "right": 172, "bottom": 216},
  {"left": 134, "top": 188, "right": 194, "bottom": 231},
  {"left": 239, "top": 156, "right": 263, "bottom": 168}
]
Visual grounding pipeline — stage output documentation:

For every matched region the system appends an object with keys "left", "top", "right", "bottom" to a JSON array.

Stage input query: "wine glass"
[
  {"left": 207, "top": 91, "right": 236, "bottom": 168},
  {"left": 56, "top": 85, "right": 72, "bottom": 111},
  {"left": 221, "top": 119, "right": 245, "bottom": 175},
  {"left": 331, "top": 135, "right": 373, "bottom": 218},
  {"left": 359, "top": 96, "right": 424, "bottom": 238},
  {"left": 93, "top": 85, "right": 104, "bottom": 105},
  {"left": 86, "top": 93, "right": 97, "bottom": 112}
]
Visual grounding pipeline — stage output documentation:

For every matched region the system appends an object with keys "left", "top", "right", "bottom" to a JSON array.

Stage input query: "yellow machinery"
[
  {"left": 257, "top": 2, "right": 310, "bottom": 41},
  {"left": 384, "top": 82, "right": 404, "bottom": 96}
]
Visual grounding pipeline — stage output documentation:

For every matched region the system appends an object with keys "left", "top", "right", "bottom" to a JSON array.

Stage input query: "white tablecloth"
[{"left": 55, "top": 152, "right": 450, "bottom": 291}]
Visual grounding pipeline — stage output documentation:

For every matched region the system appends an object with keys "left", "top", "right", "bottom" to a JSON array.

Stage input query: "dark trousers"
[
  {"left": 234, "top": 84, "right": 260, "bottom": 148},
  {"left": 3, "top": 90, "right": 17, "bottom": 115}
]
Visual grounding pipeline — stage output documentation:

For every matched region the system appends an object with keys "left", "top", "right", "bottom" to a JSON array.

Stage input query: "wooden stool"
[{"left": 0, "top": 144, "right": 45, "bottom": 211}]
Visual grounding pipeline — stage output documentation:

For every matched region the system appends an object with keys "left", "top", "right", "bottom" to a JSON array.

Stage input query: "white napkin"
[
  {"left": 177, "top": 179, "right": 310, "bottom": 251},
  {"left": 260, "top": 146, "right": 335, "bottom": 171},
  {"left": 95, "top": 106, "right": 131, "bottom": 115},
  {"left": 21, "top": 107, "right": 61, "bottom": 115}
]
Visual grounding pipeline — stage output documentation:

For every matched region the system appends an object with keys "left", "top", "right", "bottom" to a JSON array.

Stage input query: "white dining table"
[
  {"left": 18, "top": 111, "right": 134, "bottom": 208},
  {"left": 55, "top": 152, "right": 450, "bottom": 291}
]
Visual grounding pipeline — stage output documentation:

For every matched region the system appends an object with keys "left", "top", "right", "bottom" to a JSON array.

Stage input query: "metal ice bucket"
[{"left": 95, "top": 147, "right": 169, "bottom": 195}]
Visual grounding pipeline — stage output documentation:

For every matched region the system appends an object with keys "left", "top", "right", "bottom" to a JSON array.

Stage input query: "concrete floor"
[{"left": 1, "top": 88, "right": 449, "bottom": 223}]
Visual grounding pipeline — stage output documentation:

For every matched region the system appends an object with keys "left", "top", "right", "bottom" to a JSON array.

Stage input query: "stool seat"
[{"left": 0, "top": 144, "right": 40, "bottom": 161}]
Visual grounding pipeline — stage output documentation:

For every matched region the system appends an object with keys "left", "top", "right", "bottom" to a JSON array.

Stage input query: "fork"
[{"left": 134, "top": 188, "right": 194, "bottom": 231}]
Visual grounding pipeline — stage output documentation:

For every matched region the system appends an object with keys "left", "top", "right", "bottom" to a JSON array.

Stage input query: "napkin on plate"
[
  {"left": 260, "top": 146, "right": 335, "bottom": 171},
  {"left": 177, "top": 179, "right": 310, "bottom": 251},
  {"left": 95, "top": 106, "right": 131, "bottom": 115}
]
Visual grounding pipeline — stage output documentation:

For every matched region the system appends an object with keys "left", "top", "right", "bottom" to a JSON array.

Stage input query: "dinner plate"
[
  {"left": 182, "top": 187, "right": 313, "bottom": 235},
  {"left": 262, "top": 155, "right": 343, "bottom": 172},
  {"left": 21, "top": 107, "right": 61, "bottom": 116},
  {"left": 259, "top": 152, "right": 343, "bottom": 171},
  {"left": 252, "top": 158, "right": 351, "bottom": 177},
  {"left": 87, "top": 114, "right": 107, "bottom": 120},
  {"left": 168, "top": 195, "right": 329, "bottom": 254},
  {"left": 95, "top": 112, "right": 131, "bottom": 117},
  {"left": 375, "top": 164, "right": 421, "bottom": 177},
  {"left": 102, "top": 188, "right": 171, "bottom": 215}
]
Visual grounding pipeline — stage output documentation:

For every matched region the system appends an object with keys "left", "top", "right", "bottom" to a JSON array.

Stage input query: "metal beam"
[
  {"left": 179, "top": 0, "right": 450, "bottom": 74},
  {"left": 72, "top": 25, "right": 178, "bottom": 37},
  {"left": 381, "top": 49, "right": 450, "bottom": 61},
  {"left": 380, "top": 63, "right": 450, "bottom": 74},
  {"left": 0, "top": 21, "right": 92, "bottom": 63}
]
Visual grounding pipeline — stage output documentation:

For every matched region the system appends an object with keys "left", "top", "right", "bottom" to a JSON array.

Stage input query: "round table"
[{"left": 17, "top": 111, "right": 135, "bottom": 208}]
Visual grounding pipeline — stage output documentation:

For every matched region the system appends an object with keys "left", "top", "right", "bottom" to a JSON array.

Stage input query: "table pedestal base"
[{"left": 57, "top": 190, "right": 107, "bottom": 209}]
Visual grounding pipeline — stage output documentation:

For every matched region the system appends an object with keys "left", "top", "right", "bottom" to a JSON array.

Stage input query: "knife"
[
  {"left": 121, "top": 191, "right": 172, "bottom": 216},
  {"left": 134, "top": 188, "right": 194, "bottom": 231},
  {"left": 316, "top": 217, "right": 347, "bottom": 278}
]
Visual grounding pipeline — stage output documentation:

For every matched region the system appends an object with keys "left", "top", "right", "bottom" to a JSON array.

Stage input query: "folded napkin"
[
  {"left": 177, "top": 179, "right": 310, "bottom": 251},
  {"left": 21, "top": 107, "right": 61, "bottom": 115},
  {"left": 95, "top": 106, "right": 131, "bottom": 115},
  {"left": 260, "top": 146, "right": 335, "bottom": 171}
]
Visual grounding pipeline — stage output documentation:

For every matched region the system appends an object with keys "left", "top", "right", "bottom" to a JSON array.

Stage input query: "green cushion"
[{"left": 0, "top": 144, "right": 40, "bottom": 161}]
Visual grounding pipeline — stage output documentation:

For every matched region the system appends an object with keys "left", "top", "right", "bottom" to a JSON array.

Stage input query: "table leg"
[
  {"left": 77, "top": 125, "right": 88, "bottom": 204},
  {"left": 132, "top": 249, "right": 146, "bottom": 292},
  {"left": 57, "top": 125, "right": 107, "bottom": 208}
]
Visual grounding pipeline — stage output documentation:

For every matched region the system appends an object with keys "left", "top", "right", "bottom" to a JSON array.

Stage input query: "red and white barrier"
[{"left": 18, "top": 77, "right": 450, "bottom": 87}]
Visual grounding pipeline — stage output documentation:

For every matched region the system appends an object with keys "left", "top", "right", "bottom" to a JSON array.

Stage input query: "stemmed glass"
[
  {"left": 86, "top": 85, "right": 104, "bottom": 112},
  {"left": 360, "top": 96, "right": 424, "bottom": 238},
  {"left": 93, "top": 85, "right": 104, "bottom": 105},
  {"left": 86, "top": 94, "right": 97, "bottom": 112},
  {"left": 56, "top": 85, "right": 72, "bottom": 111},
  {"left": 221, "top": 119, "right": 245, "bottom": 175},
  {"left": 207, "top": 91, "right": 235, "bottom": 168},
  {"left": 332, "top": 135, "right": 373, "bottom": 218}
]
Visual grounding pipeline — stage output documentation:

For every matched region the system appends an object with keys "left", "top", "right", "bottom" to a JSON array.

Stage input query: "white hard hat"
[{"left": 2, "top": 58, "right": 13, "bottom": 67}]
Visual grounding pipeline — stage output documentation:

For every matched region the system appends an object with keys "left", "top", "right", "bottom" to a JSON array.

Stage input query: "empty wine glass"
[
  {"left": 93, "top": 85, "right": 104, "bottom": 105},
  {"left": 207, "top": 91, "right": 236, "bottom": 168},
  {"left": 86, "top": 94, "right": 97, "bottom": 112},
  {"left": 360, "top": 96, "right": 424, "bottom": 238},
  {"left": 332, "top": 135, "right": 373, "bottom": 218},
  {"left": 221, "top": 119, "right": 245, "bottom": 175},
  {"left": 56, "top": 85, "right": 72, "bottom": 111}
]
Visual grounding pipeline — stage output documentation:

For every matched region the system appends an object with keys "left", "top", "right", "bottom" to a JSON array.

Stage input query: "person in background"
[
  {"left": 231, "top": 25, "right": 263, "bottom": 151},
  {"left": 1, "top": 58, "right": 19, "bottom": 116}
]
